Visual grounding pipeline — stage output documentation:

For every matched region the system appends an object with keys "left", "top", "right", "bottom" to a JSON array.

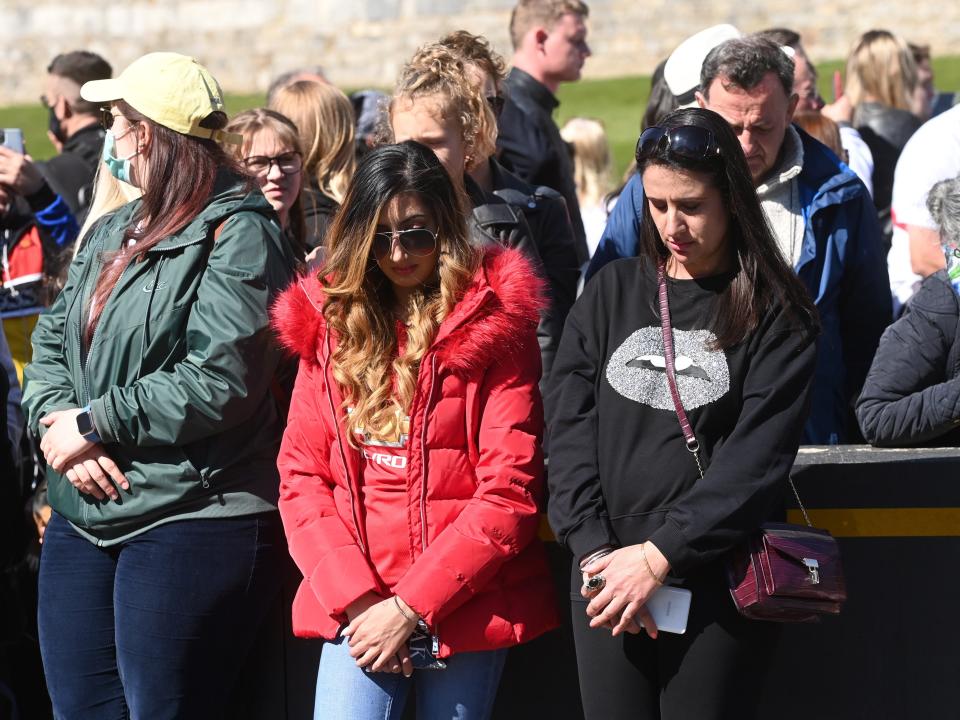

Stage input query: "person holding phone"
[
  {"left": 0, "top": 134, "right": 78, "bottom": 381},
  {"left": 546, "top": 108, "right": 818, "bottom": 719},
  {"left": 21, "top": 52, "right": 297, "bottom": 719},
  {"left": 272, "top": 140, "right": 558, "bottom": 720}
]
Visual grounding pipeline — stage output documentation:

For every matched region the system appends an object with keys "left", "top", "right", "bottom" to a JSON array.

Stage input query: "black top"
[
  {"left": 856, "top": 270, "right": 960, "bottom": 447},
  {"left": 38, "top": 123, "right": 105, "bottom": 220},
  {"left": 854, "top": 102, "right": 922, "bottom": 253},
  {"left": 302, "top": 183, "right": 339, "bottom": 252},
  {"left": 546, "top": 258, "right": 817, "bottom": 575},
  {"left": 497, "top": 68, "right": 588, "bottom": 265}
]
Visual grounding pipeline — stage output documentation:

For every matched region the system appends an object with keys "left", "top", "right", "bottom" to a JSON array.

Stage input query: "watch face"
[{"left": 76, "top": 411, "right": 95, "bottom": 436}]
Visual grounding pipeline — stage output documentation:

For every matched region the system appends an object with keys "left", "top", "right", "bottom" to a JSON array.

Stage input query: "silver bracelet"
[
  {"left": 393, "top": 596, "right": 418, "bottom": 623},
  {"left": 579, "top": 548, "right": 613, "bottom": 571}
]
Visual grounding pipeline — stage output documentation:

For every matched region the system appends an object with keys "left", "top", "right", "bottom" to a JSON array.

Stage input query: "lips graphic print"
[{"left": 605, "top": 326, "right": 730, "bottom": 410}]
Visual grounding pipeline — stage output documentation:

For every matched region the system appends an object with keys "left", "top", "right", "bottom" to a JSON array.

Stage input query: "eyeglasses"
[
  {"left": 371, "top": 227, "right": 438, "bottom": 260},
  {"left": 635, "top": 125, "right": 722, "bottom": 164},
  {"left": 486, "top": 95, "right": 505, "bottom": 119},
  {"left": 243, "top": 152, "right": 303, "bottom": 177}
]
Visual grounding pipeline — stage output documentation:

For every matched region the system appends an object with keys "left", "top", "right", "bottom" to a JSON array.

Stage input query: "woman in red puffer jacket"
[{"left": 272, "top": 140, "right": 558, "bottom": 719}]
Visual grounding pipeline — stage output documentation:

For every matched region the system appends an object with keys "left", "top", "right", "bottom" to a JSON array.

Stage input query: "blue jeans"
[
  {"left": 38, "top": 511, "right": 283, "bottom": 720},
  {"left": 314, "top": 636, "right": 507, "bottom": 720}
]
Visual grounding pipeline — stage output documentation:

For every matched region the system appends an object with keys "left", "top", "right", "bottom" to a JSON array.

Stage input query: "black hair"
[
  {"left": 47, "top": 51, "right": 112, "bottom": 114},
  {"left": 642, "top": 58, "right": 677, "bottom": 131},
  {"left": 700, "top": 35, "right": 795, "bottom": 100},
  {"left": 757, "top": 27, "right": 802, "bottom": 49},
  {"left": 637, "top": 107, "right": 818, "bottom": 349}
]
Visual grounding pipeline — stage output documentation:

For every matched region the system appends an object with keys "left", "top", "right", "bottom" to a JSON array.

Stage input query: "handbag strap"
[{"left": 655, "top": 258, "right": 813, "bottom": 527}]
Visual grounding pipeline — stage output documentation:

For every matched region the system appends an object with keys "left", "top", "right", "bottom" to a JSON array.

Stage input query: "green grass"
[{"left": 3, "top": 56, "right": 959, "bottom": 180}]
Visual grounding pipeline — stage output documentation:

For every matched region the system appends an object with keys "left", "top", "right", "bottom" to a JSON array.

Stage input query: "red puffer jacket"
[{"left": 272, "top": 248, "right": 559, "bottom": 657}]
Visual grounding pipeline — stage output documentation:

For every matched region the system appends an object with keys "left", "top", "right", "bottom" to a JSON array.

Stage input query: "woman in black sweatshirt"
[{"left": 546, "top": 108, "right": 819, "bottom": 720}]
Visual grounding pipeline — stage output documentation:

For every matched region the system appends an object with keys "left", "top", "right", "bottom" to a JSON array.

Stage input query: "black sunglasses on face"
[
  {"left": 372, "top": 227, "right": 438, "bottom": 260},
  {"left": 99, "top": 106, "right": 116, "bottom": 131},
  {"left": 243, "top": 152, "right": 303, "bottom": 176},
  {"left": 635, "top": 125, "right": 722, "bottom": 164}
]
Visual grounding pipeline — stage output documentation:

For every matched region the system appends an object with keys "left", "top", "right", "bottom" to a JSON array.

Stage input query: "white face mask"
[{"left": 101, "top": 127, "right": 141, "bottom": 185}]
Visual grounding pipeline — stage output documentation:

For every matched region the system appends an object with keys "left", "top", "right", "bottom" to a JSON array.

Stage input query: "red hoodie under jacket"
[{"left": 271, "top": 247, "right": 559, "bottom": 657}]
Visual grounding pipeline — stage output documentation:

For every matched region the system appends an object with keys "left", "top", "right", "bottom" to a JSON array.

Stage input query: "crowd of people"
[{"left": 1, "top": 0, "right": 959, "bottom": 718}]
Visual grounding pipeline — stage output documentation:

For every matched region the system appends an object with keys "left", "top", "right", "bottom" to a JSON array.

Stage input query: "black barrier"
[{"left": 235, "top": 446, "right": 960, "bottom": 719}]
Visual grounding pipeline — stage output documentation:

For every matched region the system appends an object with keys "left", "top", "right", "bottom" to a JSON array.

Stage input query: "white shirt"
[{"left": 888, "top": 105, "right": 960, "bottom": 313}]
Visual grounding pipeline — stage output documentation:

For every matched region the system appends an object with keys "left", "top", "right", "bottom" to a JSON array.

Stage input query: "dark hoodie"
[{"left": 546, "top": 257, "right": 817, "bottom": 575}]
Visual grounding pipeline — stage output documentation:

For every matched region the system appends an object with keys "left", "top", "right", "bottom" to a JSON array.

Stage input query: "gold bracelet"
[
  {"left": 393, "top": 596, "right": 418, "bottom": 623},
  {"left": 640, "top": 544, "right": 666, "bottom": 585}
]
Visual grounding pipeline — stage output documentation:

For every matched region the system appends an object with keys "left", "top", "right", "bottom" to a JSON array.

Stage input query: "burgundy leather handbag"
[{"left": 656, "top": 259, "right": 846, "bottom": 623}]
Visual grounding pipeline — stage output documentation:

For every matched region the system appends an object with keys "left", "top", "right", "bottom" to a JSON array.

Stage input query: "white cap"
[{"left": 664, "top": 24, "right": 742, "bottom": 108}]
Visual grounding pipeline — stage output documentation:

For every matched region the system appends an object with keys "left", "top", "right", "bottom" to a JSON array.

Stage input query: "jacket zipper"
[
  {"left": 323, "top": 328, "right": 366, "bottom": 555},
  {"left": 418, "top": 354, "right": 441, "bottom": 652},
  {"left": 418, "top": 354, "right": 437, "bottom": 554}
]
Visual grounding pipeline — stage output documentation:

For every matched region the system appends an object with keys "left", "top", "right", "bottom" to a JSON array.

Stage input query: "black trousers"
[{"left": 570, "top": 561, "right": 780, "bottom": 720}]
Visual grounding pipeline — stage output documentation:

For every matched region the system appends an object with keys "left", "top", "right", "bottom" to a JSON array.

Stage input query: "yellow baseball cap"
[{"left": 81, "top": 52, "right": 241, "bottom": 145}]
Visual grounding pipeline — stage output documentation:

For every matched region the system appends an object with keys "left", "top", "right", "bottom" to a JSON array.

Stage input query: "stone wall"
[{"left": 1, "top": 0, "right": 958, "bottom": 103}]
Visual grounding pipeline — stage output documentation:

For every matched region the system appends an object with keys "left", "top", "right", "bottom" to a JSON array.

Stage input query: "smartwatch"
[{"left": 75, "top": 405, "right": 101, "bottom": 444}]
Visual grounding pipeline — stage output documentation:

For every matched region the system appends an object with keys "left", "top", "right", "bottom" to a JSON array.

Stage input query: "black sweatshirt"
[{"left": 546, "top": 258, "right": 817, "bottom": 575}]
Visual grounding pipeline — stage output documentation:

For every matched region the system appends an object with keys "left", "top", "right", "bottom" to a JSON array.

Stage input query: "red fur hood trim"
[{"left": 271, "top": 247, "right": 548, "bottom": 373}]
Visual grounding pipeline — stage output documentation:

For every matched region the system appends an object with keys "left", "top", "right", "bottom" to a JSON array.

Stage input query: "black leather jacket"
[
  {"left": 497, "top": 68, "right": 588, "bottom": 265},
  {"left": 854, "top": 102, "right": 922, "bottom": 251}
]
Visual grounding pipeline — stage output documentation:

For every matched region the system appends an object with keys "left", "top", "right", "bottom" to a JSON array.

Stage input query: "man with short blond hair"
[{"left": 498, "top": 0, "right": 591, "bottom": 264}]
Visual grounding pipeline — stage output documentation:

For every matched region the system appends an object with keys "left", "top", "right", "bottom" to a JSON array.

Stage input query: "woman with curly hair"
[{"left": 272, "top": 140, "right": 558, "bottom": 719}]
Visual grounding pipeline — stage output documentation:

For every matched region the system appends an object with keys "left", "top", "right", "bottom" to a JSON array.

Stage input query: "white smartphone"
[
  {"left": 641, "top": 585, "right": 692, "bottom": 635},
  {"left": 1, "top": 128, "right": 24, "bottom": 154}
]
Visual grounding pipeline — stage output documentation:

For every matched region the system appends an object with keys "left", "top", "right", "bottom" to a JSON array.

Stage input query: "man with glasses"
[
  {"left": 39, "top": 51, "right": 112, "bottom": 220},
  {"left": 498, "top": 0, "right": 592, "bottom": 266},
  {"left": 587, "top": 34, "right": 889, "bottom": 445}
]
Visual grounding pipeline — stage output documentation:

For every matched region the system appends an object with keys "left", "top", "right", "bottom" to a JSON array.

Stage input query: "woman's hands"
[
  {"left": 581, "top": 542, "right": 671, "bottom": 638},
  {"left": 342, "top": 595, "right": 418, "bottom": 676},
  {"left": 40, "top": 410, "right": 128, "bottom": 501}
]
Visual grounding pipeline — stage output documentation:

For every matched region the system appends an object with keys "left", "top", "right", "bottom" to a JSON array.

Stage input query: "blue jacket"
[{"left": 586, "top": 129, "right": 890, "bottom": 443}]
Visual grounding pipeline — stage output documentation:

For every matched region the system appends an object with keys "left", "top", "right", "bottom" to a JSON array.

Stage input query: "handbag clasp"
[{"left": 803, "top": 558, "right": 820, "bottom": 585}]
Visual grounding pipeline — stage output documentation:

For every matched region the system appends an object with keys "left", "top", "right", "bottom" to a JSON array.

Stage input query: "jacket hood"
[{"left": 272, "top": 247, "right": 547, "bottom": 374}]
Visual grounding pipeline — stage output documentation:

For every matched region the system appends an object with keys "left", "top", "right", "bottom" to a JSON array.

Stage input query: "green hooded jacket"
[{"left": 22, "top": 173, "right": 297, "bottom": 545}]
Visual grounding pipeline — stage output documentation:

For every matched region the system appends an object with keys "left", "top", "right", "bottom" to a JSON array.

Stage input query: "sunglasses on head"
[
  {"left": 635, "top": 125, "right": 722, "bottom": 164},
  {"left": 372, "top": 227, "right": 438, "bottom": 260}
]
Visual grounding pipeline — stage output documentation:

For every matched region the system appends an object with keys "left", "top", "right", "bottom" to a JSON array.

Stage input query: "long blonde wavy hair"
[
  {"left": 321, "top": 141, "right": 480, "bottom": 443},
  {"left": 391, "top": 44, "right": 498, "bottom": 174},
  {"left": 270, "top": 80, "right": 356, "bottom": 203},
  {"left": 844, "top": 30, "right": 918, "bottom": 111}
]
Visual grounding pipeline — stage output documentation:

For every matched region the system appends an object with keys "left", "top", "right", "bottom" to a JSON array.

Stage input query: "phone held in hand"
[
  {"left": 641, "top": 585, "right": 692, "bottom": 635},
  {"left": 1, "top": 129, "right": 24, "bottom": 155}
]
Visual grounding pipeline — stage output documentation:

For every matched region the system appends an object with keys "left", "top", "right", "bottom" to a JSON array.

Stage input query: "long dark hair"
[
  {"left": 321, "top": 140, "right": 480, "bottom": 442},
  {"left": 85, "top": 100, "right": 244, "bottom": 343},
  {"left": 638, "top": 107, "right": 818, "bottom": 348}
]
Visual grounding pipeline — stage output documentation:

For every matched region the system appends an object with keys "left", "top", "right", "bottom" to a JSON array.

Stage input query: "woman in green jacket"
[{"left": 21, "top": 52, "right": 297, "bottom": 719}]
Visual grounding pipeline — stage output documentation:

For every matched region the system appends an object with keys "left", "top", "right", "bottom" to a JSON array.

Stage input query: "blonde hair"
[
  {"left": 394, "top": 44, "right": 498, "bottom": 173},
  {"left": 509, "top": 0, "right": 589, "bottom": 50},
  {"left": 438, "top": 30, "right": 507, "bottom": 89},
  {"left": 224, "top": 108, "right": 307, "bottom": 260},
  {"left": 270, "top": 80, "right": 356, "bottom": 204},
  {"left": 560, "top": 117, "right": 612, "bottom": 209},
  {"left": 844, "top": 30, "right": 918, "bottom": 111},
  {"left": 321, "top": 142, "right": 480, "bottom": 444},
  {"left": 75, "top": 162, "right": 142, "bottom": 257}
]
